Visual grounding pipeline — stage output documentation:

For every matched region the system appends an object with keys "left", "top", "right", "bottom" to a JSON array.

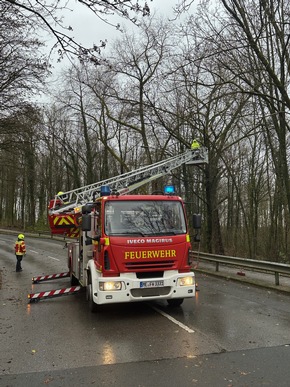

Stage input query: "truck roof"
[{"left": 102, "top": 194, "right": 183, "bottom": 201}]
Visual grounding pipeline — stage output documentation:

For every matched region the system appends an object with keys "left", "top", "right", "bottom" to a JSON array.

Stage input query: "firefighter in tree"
[
  {"left": 191, "top": 139, "right": 201, "bottom": 150},
  {"left": 191, "top": 139, "right": 201, "bottom": 159},
  {"left": 14, "top": 234, "right": 26, "bottom": 272}
]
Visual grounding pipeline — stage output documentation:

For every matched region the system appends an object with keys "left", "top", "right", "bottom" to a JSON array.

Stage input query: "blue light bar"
[
  {"left": 164, "top": 185, "right": 175, "bottom": 195},
  {"left": 100, "top": 185, "right": 111, "bottom": 196}
]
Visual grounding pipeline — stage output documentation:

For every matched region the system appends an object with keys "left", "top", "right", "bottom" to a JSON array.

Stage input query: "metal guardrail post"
[
  {"left": 275, "top": 272, "right": 279, "bottom": 286},
  {"left": 215, "top": 262, "right": 219, "bottom": 272}
]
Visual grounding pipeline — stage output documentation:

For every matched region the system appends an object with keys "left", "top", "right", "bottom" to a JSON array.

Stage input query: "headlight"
[
  {"left": 99, "top": 281, "right": 122, "bottom": 291},
  {"left": 177, "top": 276, "right": 195, "bottom": 286}
]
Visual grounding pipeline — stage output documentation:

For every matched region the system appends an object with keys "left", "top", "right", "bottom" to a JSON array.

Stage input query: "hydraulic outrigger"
[{"left": 28, "top": 272, "right": 83, "bottom": 303}]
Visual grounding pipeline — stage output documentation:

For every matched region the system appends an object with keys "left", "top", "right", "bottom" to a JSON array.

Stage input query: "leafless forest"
[{"left": 1, "top": 0, "right": 290, "bottom": 262}]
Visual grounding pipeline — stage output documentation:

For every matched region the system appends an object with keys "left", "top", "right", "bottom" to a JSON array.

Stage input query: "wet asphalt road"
[{"left": 1, "top": 234, "right": 290, "bottom": 386}]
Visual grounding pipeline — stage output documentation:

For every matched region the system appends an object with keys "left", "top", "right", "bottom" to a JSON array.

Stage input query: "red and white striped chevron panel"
[
  {"left": 28, "top": 286, "right": 81, "bottom": 302},
  {"left": 32, "top": 272, "right": 70, "bottom": 283}
]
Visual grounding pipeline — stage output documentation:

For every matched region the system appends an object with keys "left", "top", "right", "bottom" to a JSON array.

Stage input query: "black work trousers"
[{"left": 16, "top": 254, "right": 23, "bottom": 272}]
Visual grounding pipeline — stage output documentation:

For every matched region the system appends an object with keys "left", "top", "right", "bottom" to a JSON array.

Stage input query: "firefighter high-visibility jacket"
[
  {"left": 15, "top": 240, "right": 26, "bottom": 256},
  {"left": 191, "top": 140, "right": 200, "bottom": 150}
]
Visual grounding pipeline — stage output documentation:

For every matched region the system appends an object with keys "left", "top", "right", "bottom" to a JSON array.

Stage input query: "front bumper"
[{"left": 91, "top": 270, "right": 195, "bottom": 305}]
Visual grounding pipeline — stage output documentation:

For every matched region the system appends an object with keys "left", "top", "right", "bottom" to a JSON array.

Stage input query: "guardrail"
[
  {"left": 36, "top": 231, "right": 69, "bottom": 241},
  {"left": 36, "top": 230, "right": 53, "bottom": 237},
  {"left": 0, "top": 229, "right": 69, "bottom": 241},
  {"left": 190, "top": 251, "right": 290, "bottom": 286}
]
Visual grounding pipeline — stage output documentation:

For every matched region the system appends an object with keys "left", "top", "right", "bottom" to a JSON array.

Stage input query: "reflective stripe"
[{"left": 15, "top": 241, "right": 26, "bottom": 255}]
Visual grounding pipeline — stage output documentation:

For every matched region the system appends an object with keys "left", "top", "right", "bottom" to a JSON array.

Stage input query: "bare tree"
[
  {"left": 0, "top": 2, "right": 49, "bottom": 118},
  {"left": 178, "top": 0, "right": 290, "bottom": 260},
  {"left": 105, "top": 19, "right": 174, "bottom": 164},
  {"left": 0, "top": 105, "right": 43, "bottom": 228}
]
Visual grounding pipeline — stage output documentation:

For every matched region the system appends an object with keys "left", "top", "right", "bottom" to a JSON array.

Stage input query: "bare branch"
[{"left": 3, "top": 0, "right": 152, "bottom": 62}]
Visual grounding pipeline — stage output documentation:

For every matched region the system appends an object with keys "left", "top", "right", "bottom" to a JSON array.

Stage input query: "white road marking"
[
  {"left": 28, "top": 250, "right": 60, "bottom": 262},
  {"left": 150, "top": 305, "right": 195, "bottom": 333},
  {"left": 48, "top": 256, "right": 60, "bottom": 261}
]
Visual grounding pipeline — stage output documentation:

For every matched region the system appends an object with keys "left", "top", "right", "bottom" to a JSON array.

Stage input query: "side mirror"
[
  {"left": 82, "top": 214, "right": 91, "bottom": 231},
  {"left": 82, "top": 204, "right": 92, "bottom": 214},
  {"left": 192, "top": 214, "right": 201, "bottom": 229}
]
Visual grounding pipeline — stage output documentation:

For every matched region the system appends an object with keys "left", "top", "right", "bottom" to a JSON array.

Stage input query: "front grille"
[
  {"left": 137, "top": 271, "right": 164, "bottom": 279},
  {"left": 131, "top": 286, "right": 171, "bottom": 298},
  {"left": 125, "top": 260, "right": 175, "bottom": 270}
]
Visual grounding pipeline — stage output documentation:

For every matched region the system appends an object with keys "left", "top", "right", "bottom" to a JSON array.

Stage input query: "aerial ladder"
[{"left": 48, "top": 146, "right": 208, "bottom": 238}]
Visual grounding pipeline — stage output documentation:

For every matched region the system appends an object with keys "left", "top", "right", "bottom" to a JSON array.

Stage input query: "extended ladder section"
[
  {"left": 50, "top": 147, "right": 208, "bottom": 214},
  {"left": 48, "top": 147, "right": 208, "bottom": 236}
]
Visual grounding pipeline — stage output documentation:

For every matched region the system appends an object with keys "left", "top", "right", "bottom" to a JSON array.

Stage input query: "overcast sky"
[{"left": 55, "top": 0, "right": 181, "bottom": 52}]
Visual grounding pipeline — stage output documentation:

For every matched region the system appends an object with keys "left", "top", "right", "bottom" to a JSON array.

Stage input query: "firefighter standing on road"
[{"left": 14, "top": 234, "right": 26, "bottom": 272}]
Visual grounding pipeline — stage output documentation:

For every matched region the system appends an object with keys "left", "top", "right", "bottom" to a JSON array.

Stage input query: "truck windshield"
[{"left": 104, "top": 200, "right": 187, "bottom": 236}]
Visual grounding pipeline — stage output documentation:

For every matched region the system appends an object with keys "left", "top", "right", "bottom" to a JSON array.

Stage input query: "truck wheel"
[
  {"left": 87, "top": 281, "right": 98, "bottom": 313},
  {"left": 167, "top": 298, "right": 184, "bottom": 307}
]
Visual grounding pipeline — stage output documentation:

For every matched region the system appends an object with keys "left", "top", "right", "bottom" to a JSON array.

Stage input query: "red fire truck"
[{"left": 30, "top": 147, "right": 208, "bottom": 311}]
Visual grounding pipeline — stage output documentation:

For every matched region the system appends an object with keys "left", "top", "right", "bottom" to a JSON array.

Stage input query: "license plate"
[{"left": 140, "top": 280, "right": 164, "bottom": 288}]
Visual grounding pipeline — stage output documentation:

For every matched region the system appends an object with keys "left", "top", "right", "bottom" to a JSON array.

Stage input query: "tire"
[
  {"left": 87, "top": 278, "right": 98, "bottom": 313},
  {"left": 167, "top": 298, "right": 184, "bottom": 307}
]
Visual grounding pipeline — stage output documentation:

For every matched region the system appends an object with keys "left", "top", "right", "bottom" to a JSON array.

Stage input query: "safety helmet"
[
  {"left": 57, "top": 191, "right": 64, "bottom": 196},
  {"left": 18, "top": 233, "right": 25, "bottom": 240}
]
